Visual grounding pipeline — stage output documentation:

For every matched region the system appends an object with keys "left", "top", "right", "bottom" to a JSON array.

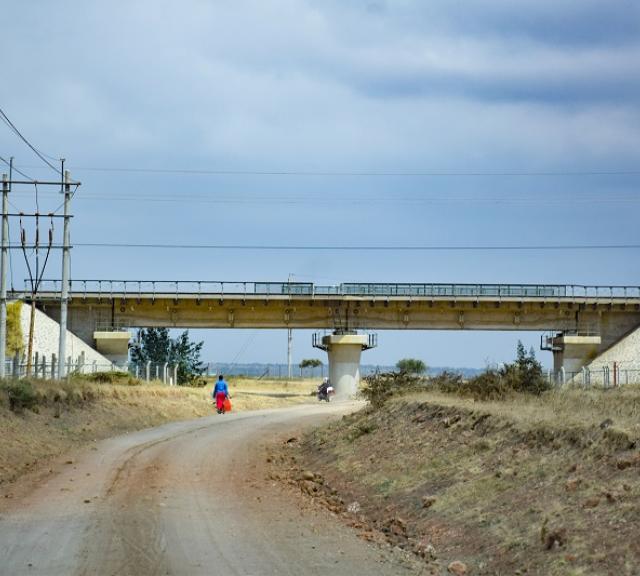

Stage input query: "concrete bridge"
[{"left": 16, "top": 280, "right": 640, "bottom": 395}]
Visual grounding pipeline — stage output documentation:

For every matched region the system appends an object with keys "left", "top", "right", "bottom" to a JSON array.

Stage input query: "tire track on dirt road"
[{"left": 1, "top": 404, "right": 419, "bottom": 576}]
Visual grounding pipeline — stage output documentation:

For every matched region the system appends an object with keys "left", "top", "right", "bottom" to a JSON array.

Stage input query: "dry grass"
[
  {"left": 292, "top": 386, "right": 640, "bottom": 575},
  {"left": 403, "top": 385, "right": 640, "bottom": 436},
  {"left": 0, "top": 376, "right": 317, "bottom": 486}
]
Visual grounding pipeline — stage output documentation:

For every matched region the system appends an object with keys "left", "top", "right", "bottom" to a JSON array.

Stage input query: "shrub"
[
  {"left": 361, "top": 371, "right": 426, "bottom": 408},
  {"left": 430, "top": 371, "right": 464, "bottom": 393},
  {"left": 81, "top": 372, "right": 141, "bottom": 386},
  {"left": 6, "top": 301, "right": 24, "bottom": 357},
  {"left": 431, "top": 342, "right": 550, "bottom": 400},
  {"left": 6, "top": 381, "right": 38, "bottom": 413},
  {"left": 463, "top": 370, "right": 513, "bottom": 400}
]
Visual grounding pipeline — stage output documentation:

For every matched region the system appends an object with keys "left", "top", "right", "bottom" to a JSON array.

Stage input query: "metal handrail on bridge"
[{"left": 17, "top": 280, "right": 640, "bottom": 300}]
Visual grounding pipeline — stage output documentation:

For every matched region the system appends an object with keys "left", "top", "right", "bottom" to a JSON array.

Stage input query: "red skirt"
[{"left": 215, "top": 392, "right": 226, "bottom": 410}]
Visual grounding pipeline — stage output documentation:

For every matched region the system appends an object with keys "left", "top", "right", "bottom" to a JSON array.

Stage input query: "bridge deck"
[{"left": 15, "top": 281, "right": 640, "bottom": 344}]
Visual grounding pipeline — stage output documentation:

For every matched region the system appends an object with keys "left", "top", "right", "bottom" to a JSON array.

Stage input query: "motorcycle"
[{"left": 317, "top": 383, "right": 335, "bottom": 402}]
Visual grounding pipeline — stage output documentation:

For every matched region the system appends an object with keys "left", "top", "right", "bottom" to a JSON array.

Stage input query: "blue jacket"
[{"left": 213, "top": 379, "right": 229, "bottom": 397}]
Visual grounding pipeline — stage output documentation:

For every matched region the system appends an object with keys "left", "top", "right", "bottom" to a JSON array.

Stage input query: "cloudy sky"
[{"left": 1, "top": 1, "right": 639, "bottom": 368}]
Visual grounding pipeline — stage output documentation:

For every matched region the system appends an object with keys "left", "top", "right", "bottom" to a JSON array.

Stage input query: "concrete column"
[{"left": 321, "top": 333, "right": 369, "bottom": 398}]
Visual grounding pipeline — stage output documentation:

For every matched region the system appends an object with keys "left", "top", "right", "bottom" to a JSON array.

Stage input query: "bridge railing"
[
  {"left": 22, "top": 280, "right": 640, "bottom": 299},
  {"left": 28, "top": 280, "right": 315, "bottom": 298}
]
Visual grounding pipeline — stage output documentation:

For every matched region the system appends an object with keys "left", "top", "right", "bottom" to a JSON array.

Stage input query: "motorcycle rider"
[{"left": 317, "top": 377, "right": 331, "bottom": 401}]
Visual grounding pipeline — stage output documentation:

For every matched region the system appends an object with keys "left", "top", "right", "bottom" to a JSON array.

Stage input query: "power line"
[
  {"left": 8, "top": 189, "right": 640, "bottom": 206},
  {"left": 0, "top": 155, "right": 34, "bottom": 181},
  {"left": 62, "top": 166, "right": 640, "bottom": 178},
  {"left": 0, "top": 107, "right": 60, "bottom": 175},
  {"left": 68, "top": 242, "right": 640, "bottom": 251}
]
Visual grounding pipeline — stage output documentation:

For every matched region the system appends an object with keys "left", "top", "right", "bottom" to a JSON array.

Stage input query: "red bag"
[{"left": 223, "top": 397, "right": 232, "bottom": 412}]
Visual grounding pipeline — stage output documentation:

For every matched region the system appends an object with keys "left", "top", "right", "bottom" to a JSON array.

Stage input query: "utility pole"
[
  {"left": 287, "top": 273, "right": 293, "bottom": 380},
  {"left": 58, "top": 166, "right": 71, "bottom": 379},
  {"left": 287, "top": 328, "right": 292, "bottom": 380},
  {"left": 0, "top": 169, "right": 9, "bottom": 378}
]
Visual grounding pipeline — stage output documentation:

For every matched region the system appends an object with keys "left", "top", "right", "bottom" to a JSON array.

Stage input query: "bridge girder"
[{"left": 30, "top": 294, "right": 640, "bottom": 355}]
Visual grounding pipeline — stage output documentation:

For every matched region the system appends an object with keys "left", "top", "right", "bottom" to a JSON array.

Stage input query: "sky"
[{"left": 1, "top": 0, "right": 639, "bottom": 369}]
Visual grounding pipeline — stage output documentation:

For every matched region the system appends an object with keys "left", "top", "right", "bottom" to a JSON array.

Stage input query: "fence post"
[
  {"left": 174, "top": 364, "right": 178, "bottom": 386},
  {"left": 51, "top": 353, "right": 57, "bottom": 379},
  {"left": 146, "top": 360, "right": 151, "bottom": 382},
  {"left": 40, "top": 354, "right": 46, "bottom": 379},
  {"left": 12, "top": 352, "right": 19, "bottom": 378},
  {"left": 560, "top": 366, "right": 565, "bottom": 387},
  {"left": 34, "top": 352, "right": 39, "bottom": 378},
  {"left": 163, "top": 362, "right": 168, "bottom": 384}
]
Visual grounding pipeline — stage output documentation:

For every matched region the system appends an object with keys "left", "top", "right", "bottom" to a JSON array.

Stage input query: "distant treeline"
[{"left": 204, "top": 362, "right": 483, "bottom": 379}]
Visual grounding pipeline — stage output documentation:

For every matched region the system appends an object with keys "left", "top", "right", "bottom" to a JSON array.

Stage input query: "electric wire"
[
  {"left": 62, "top": 166, "right": 640, "bottom": 177},
  {"left": 68, "top": 242, "right": 640, "bottom": 251},
  {"left": 7, "top": 189, "right": 640, "bottom": 206},
  {"left": 0, "top": 107, "right": 60, "bottom": 174},
  {"left": 0, "top": 155, "right": 35, "bottom": 181}
]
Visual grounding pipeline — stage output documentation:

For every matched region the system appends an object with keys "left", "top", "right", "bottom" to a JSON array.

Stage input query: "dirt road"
[{"left": 0, "top": 404, "right": 412, "bottom": 576}]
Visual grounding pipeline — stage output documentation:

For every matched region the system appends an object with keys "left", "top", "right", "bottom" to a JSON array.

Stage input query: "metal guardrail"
[{"left": 16, "top": 280, "right": 640, "bottom": 300}]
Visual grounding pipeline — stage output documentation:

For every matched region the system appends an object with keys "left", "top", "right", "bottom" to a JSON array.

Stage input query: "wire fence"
[
  {"left": 2, "top": 353, "right": 181, "bottom": 385},
  {"left": 549, "top": 365, "right": 640, "bottom": 387}
]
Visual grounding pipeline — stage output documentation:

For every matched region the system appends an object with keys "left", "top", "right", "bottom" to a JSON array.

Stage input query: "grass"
[
  {"left": 293, "top": 385, "right": 640, "bottom": 575},
  {"left": 402, "top": 386, "right": 640, "bottom": 436},
  {"left": 0, "top": 375, "right": 317, "bottom": 486}
]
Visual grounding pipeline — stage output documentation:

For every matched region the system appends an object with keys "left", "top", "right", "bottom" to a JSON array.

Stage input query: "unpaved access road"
[{"left": 0, "top": 403, "right": 413, "bottom": 576}]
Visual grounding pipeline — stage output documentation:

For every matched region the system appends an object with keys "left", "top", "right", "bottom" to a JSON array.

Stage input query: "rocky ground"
[{"left": 269, "top": 392, "right": 640, "bottom": 576}]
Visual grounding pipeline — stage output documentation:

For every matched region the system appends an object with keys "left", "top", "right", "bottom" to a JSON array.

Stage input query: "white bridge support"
[
  {"left": 551, "top": 334, "right": 602, "bottom": 375},
  {"left": 93, "top": 331, "right": 132, "bottom": 368},
  {"left": 321, "top": 333, "right": 370, "bottom": 399}
]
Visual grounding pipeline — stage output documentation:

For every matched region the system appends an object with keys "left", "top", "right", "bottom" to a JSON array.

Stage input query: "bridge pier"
[
  {"left": 548, "top": 334, "right": 602, "bottom": 377},
  {"left": 316, "top": 332, "right": 375, "bottom": 398},
  {"left": 94, "top": 330, "right": 132, "bottom": 369}
]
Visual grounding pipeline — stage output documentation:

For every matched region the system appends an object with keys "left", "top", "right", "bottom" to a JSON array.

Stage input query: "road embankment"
[{"left": 276, "top": 388, "right": 640, "bottom": 575}]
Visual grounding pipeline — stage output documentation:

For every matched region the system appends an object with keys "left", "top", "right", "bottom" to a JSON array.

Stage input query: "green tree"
[
  {"left": 131, "top": 328, "right": 206, "bottom": 386},
  {"left": 169, "top": 330, "right": 206, "bottom": 386},
  {"left": 396, "top": 358, "right": 427, "bottom": 375},
  {"left": 500, "top": 340, "right": 548, "bottom": 394},
  {"left": 131, "top": 328, "right": 172, "bottom": 365},
  {"left": 299, "top": 358, "right": 322, "bottom": 375}
]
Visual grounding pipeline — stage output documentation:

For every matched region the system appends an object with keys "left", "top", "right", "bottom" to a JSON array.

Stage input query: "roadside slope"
[{"left": 281, "top": 389, "right": 640, "bottom": 575}]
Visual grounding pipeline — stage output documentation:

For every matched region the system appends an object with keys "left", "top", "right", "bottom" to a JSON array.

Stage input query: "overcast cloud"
[{"left": 1, "top": 1, "right": 639, "bottom": 367}]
